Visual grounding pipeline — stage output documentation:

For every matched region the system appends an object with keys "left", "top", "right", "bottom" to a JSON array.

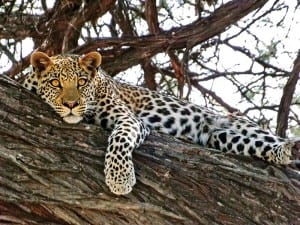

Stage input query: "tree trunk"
[
  {"left": 0, "top": 75, "right": 299, "bottom": 225},
  {"left": 276, "top": 51, "right": 300, "bottom": 137}
]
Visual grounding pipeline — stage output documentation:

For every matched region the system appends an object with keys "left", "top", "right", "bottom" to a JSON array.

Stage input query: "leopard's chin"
[{"left": 63, "top": 115, "right": 83, "bottom": 124}]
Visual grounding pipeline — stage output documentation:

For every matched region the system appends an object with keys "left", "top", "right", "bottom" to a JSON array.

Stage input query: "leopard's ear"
[
  {"left": 30, "top": 51, "right": 53, "bottom": 72},
  {"left": 79, "top": 51, "right": 102, "bottom": 71}
]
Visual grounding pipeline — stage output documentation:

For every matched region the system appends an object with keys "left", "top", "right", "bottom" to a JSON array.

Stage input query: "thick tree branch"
[
  {"left": 0, "top": 13, "right": 48, "bottom": 40},
  {"left": 0, "top": 73, "right": 299, "bottom": 224},
  {"left": 62, "top": 0, "right": 116, "bottom": 52},
  {"left": 72, "top": 0, "right": 268, "bottom": 75},
  {"left": 141, "top": 0, "right": 160, "bottom": 90},
  {"left": 145, "top": 0, "right": 160, "bottom": 34},
  {"left": 276, "top": 52, "right": 300, "bottom": 137},
  {"left": 4, "top": 0, "right": 267, "bottom": 79},
  {"left": 142, "top": 59, "right": 157, "bottom": 90},
  {"left": 3, "top": 0, "right": 116, "bottom": 78}
]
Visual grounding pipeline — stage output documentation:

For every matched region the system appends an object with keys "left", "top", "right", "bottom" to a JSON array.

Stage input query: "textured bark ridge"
[{"left": 0, "top": 75, "right": 299, "bottom": 225}]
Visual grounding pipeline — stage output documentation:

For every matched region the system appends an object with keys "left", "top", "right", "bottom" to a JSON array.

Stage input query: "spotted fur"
[{"left": 23, "top": 51, "right": 294, "bottom": 195}]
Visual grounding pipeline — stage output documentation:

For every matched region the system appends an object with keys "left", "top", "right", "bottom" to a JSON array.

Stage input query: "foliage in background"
[{"left": 0, "top": 0, "right": 299, "bottom": 136}]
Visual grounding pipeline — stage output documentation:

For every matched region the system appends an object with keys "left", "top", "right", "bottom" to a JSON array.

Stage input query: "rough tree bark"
[{"left": 0, "top": 76, "right": 299, "bottom": 224}]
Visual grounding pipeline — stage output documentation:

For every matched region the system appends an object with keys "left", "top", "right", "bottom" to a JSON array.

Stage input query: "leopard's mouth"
[
  {"left": 59, "top": 106, "right": 84, "bottom": 124},
  {"left": 63, "top": 115, "right": 83, "bottom": 124}
]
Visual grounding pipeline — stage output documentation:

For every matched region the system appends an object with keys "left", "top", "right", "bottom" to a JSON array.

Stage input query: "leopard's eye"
[
  {"left": 78, "top": 78, "right": 87, "bottom": 86},
  {"left": 50, "top": 79, "right": 60, "bottom": 87}
]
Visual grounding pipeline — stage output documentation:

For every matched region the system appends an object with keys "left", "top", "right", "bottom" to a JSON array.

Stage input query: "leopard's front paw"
[{"left": 104, "top": 157, "right": 136, "bottom": 195}]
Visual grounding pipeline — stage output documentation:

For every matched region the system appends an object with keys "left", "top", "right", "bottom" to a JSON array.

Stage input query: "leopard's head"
[{"left": 30, "top": 51, "right": 101, "bottom": 124}]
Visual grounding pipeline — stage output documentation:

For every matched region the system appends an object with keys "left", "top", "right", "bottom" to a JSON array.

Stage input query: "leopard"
[{"left": 22, "top": 51, "right": 295, "bottom": 195}]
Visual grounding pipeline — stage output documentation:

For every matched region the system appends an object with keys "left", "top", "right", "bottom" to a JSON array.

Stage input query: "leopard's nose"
[{"left": 63, "top": 101, "right": 79, "bottom": 109}]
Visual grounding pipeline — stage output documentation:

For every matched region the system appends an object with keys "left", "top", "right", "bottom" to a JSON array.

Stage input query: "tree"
[
  {"left": 1, "top": 0, "right": 300, "bottom": 136},
  {"left": 0, "top": 0, "right": 300, "bottom": 224},
  {"left": 0, "top": 74, "right": 299, "bottom": 225}
]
